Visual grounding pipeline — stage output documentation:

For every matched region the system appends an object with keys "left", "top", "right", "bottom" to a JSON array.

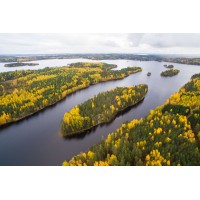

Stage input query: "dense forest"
[
  {"left": 0, "top": 62, "right": 142, "bottom": 126},
  {"left": 62, "top": 84, "right": 148, "bottom": 136},
  {"left": 164, "top": 64, "right": 174, "bottom": 68},
  {"left": 63, "top": 73, "right": 200, "bottom": 166},
  {"left": 161, "top": 69, "right": 180, "bottom": 77},
  {"left": 163, "top": 57, "right": 200, "bottom": 66}
]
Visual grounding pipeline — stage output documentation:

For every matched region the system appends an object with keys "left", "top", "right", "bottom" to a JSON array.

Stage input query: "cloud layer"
[{"left": 0, "top": 33, "right": 200, "bottom": 54}]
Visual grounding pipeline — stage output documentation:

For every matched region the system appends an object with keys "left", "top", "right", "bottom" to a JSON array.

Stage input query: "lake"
[
  {"left": 0, "top": 59, "right": 199, "bottom": 165},
  {"left": 0, "top": 58, "right": 95, "bottom": 72}
]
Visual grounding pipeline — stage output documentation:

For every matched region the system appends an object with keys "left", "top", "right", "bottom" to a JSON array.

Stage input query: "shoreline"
[
  {"left": 4, "top": 62, "right": 39, "bottom": 67},
  {"left": 1, "top": 55, "right": 200, "bottom": 66}
]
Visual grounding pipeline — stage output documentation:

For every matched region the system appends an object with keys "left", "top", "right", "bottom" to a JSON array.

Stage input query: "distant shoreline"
[
  {"left": 4, "top": 62, "right": 39, "bottom": 67},
  {"left": 1, "top": 54, "right": 200, "bottom": 66}
]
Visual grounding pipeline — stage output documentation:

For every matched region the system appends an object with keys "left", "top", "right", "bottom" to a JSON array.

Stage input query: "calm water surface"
[
  {"left": 0, "top": 59, "right": 199, "bottom": 165},
  {"left": 0, "top": 58, "right": 95, "bottom": 72}
]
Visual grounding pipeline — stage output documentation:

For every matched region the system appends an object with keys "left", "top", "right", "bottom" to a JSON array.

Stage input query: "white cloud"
[{"left": 0, "top": 33, "right": 200, "bottom": 54}]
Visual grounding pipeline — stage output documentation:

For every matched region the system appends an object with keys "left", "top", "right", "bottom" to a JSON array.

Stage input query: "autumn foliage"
[
  {"left": 62, "top": 84, "right": 148, "bottom": 136},
  {"left": 0, "top": 62, "right": 142, "bottom": 126},
  {"left": 63, "top": 73, "right": 200, "bottom": 166},
  {"left": 161, "top": 69, "right": 180, "bottom": 77}
]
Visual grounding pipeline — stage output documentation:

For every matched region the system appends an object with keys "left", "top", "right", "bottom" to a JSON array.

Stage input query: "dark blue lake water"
[{"left": 0, "top": 59, "right": 199, "bottom": 165}]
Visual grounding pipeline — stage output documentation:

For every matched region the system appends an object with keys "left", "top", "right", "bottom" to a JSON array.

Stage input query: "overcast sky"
[{"left": 1, "top": 33, "right": 200, "bottom": 55}]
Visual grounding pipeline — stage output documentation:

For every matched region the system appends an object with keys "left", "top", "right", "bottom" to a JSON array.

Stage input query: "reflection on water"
[{"left": 0, "top": 59, "right": 199, "bottom": 165}]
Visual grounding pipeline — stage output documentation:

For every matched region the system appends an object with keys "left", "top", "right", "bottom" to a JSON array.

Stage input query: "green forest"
[
  {"left": 0, "top": 62, "right": 142, "bottom": 125},
  {"left": 63, "top": 73, "right": 200, "bottom": 166},
  {"left": 161, "top": 69, "right": 180, "bottom": 77},
  {"left": 164, "top": 64, "right": 174, "bottom": 68},
  {"left": 62, "top": 84, "right": 148, "bottom": 136}
]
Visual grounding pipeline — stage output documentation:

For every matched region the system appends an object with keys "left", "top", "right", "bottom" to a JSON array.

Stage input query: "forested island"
[
  {"left": 62, "top": 84, "right": 148, "bottom": 136},
  {"left": 0, "top": 62, "right": 142, "bottom": 126},
  {"left": 4, "top": 62, "right": 39, "bottom": 67},
  {"left": 161, "top": 69, "right": 180, "bottom": 77},
  {"left": 164, "top": 64, "right": 174, "bottom": 68},
  {"left": 63, "top": 73, "right": 200, "bottom": 166}
]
